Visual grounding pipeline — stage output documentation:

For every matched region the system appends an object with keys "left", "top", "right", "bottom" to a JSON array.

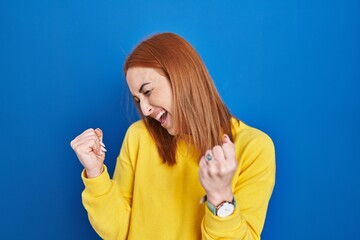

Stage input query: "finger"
[
  {"left": 91, "top": 140, "right": 103, "bottom": 156},
  {"left": 75, "top": 135, "right": 102, "bottom": 155},
  {"left": 70, "top": 139, "right": 76, "bottom": 149},
  {"left": 72, "top": 134, "right": 98, "bottom": 148},
  {"left": 75, "top": 128, "right": 95, "bottom": 140},
  {"left": 222, "top": 145, "right": 235, "bottom": 161},
  {"left": 72, "top": 129, "right": 97, "bottom": 144},
  {"left": 95, "top": 129, "right": 106, "bottom": 152},
  {"left": 94, "top": 128, "right": 103, "bottom": 142},
  {"left": 222, "top": 134, "right": 233, "bottom": 144},
  {"left": 80, "top": 129, "right": 98, "bottom": 138},
  {"left": 96, "top": 148, "right": 107, "bottom": 157},
  {"left": 92, "top": 134, "right": 106, "bottom": 156},
  {"left": 222, "top": 134, "right": 235, "bottom": 160},
  {"left": 199, "top": 156, "right": 207, "bottom": 169},
  {"left": 212, "top": 145, "right": 225, "bottom": 162},
  {"left": 198, "top": 156, "right": 210, "bottom": 179},
  {"left": 204, "top": 150, "right": 214, "bottom": 164},
  {"left": 71, "top": 128, "right": 106, "bottom": 156},
  {"left": 83, "top": 128, "right": 95, "bottom": 134}
]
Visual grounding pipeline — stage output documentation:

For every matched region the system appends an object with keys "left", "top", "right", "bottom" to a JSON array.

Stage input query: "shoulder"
[
  {"left": 128, "top": 119, "right": 147, "bottom": 132},
  {"left": 120, "top": 120, "right": 156, "bottom": 164},
  {"left": 231, "top": 118, "right": 275, "bottom": 171},
  {"left": 126, "top": 120, "right": 149, "bottom": 137},
  {"left": 231, "top": 118, "right": 274, "bottom": 150},
  {"left": 124, "top": 119, "right": 154, "bottom": 144}
]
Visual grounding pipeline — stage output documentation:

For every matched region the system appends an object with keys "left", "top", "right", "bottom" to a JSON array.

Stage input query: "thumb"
[
  {"left": 223, "top": 134, "right": 232, "bottom": 144},
  {"left": 94, "top": 128, "right": 103, "bottom": 142}
]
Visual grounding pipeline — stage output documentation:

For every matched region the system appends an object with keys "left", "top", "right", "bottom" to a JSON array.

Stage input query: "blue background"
[{"left": 1, "top": 0, "right": 359, "bottom": 239}]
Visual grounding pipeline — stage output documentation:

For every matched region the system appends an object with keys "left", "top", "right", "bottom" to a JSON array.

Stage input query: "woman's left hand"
[{"left": 199, "top": 134, "right": 238, "bottom": 206}]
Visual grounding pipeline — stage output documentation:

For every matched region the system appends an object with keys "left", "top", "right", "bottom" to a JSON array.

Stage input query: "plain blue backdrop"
[{"left": 1, "top": 0, "right": 359, "bottom": 239}]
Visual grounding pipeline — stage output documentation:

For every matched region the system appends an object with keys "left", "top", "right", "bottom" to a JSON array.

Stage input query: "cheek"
[
  {"left": 166, "top": 95, "right": 174, "bottom": 112},
  {"left": 166, "top": 88, "right": 174, "bottom": 109}
]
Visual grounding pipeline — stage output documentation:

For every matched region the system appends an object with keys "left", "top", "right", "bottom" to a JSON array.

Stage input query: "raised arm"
[
  {"left": 71, "top": 128, "right": 134, "bottom": 239},
  {"left": 200, "top": 130, "right": 275, "bottom": 239}
]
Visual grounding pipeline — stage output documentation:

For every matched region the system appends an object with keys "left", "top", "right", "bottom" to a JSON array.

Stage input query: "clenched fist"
[
  {"left": 199, "top": 134, "right": 238, "bottom": 206},
  {"left": 70, "top": 128, "right": 107, "bottom": 178}
]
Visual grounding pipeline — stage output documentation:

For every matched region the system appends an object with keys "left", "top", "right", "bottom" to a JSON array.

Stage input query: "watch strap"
[{"left": 206, "top": 200, "right": 217, "bottom": 215}]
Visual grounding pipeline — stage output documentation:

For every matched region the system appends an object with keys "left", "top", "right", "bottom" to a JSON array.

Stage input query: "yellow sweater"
[{"left": 81, "top": 119, "right": 275, "bottom": 239}]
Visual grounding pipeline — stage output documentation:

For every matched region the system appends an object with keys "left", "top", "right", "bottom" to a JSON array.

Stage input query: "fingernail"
[
  {"left": 101, "top": 147, "right": 107, "bottom": 152},
  {"left": 100, "top": 142, "right": 106, "bottom": 147}
]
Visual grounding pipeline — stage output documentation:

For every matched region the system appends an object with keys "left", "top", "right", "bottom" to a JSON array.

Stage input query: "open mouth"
[{"left": 155, "top": 110, "right": 168, "bottom": 125}]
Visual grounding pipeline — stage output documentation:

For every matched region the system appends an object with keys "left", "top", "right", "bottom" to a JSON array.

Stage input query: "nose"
[{"left": 140, "top": 99, "right": 153, "bottom": 116}]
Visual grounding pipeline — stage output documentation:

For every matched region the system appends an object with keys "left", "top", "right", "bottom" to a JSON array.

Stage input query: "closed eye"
[
  {"left": 133, "top": 96, "right": 140, "bottom": 103},
  {"left": 144, "top": 90, "right": 151, "bottom": 96}
]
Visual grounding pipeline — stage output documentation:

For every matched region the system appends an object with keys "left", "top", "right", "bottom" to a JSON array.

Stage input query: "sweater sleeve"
[
  {"left": 81, "top": 128, "right": 135, "bottom": 240},
  {"left": 201, "top": 130, "right": 276, "bottom": 240}
]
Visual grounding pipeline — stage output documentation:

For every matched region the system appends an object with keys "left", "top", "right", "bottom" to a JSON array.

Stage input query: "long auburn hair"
[{"left": 124, "top": 32, "right": 236, "bottom": 165}]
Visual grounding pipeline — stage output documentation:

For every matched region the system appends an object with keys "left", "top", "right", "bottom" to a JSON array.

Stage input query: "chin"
[
  {"left": 167, "top": 130, "right": 176, "bottom": 136},
  {"left": 167, "top": 128, "right": 178, "bottom": 136}
]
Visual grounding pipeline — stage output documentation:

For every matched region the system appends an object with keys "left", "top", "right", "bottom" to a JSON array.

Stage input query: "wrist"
[
  {"left": 85, "top": 166, "right": 104, "bottom": 178},
  {"left": 206, "top": 189, "right": 234, "bottom": 206}
]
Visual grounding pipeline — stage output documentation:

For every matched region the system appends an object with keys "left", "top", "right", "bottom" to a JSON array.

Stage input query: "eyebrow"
[{"left": 138, "top": 82, "right": 151, "bottom": 93}]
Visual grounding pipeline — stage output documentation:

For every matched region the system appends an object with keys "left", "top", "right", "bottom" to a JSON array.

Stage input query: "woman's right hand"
[{"left": 70, "top": 128, "right": 107, "bottom": 178}]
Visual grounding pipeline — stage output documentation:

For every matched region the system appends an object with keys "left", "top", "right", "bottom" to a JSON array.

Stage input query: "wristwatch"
[{"left": 207, "top": 197, "right": 236, "bottom": 217}]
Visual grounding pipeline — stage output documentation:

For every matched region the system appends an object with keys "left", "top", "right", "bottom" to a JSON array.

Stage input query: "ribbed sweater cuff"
[
  {"left": 81, "top": 165, "right": 112, "bottom": 197},
  {"left": 204, "top": 199, "right": 243, "bottom": 232}
]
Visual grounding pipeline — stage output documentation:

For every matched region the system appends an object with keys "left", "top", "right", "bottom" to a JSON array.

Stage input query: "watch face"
[{"left": 217, "top": 202, "right": 235, "bottom": 217}]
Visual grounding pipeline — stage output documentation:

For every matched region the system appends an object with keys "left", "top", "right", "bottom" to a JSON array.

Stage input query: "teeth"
[{"left": 155, "top": 110, "right": 166, "bottom": 121}]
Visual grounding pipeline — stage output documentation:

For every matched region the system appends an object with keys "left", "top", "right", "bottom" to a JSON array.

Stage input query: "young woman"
[{"left": 70, "top": 32, "right": 275, "bottom": 239}]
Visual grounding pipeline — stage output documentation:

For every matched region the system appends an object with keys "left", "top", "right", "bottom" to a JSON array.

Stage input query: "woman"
[{"left": 70, "top": 32, "right": 275, "bottom": 239}]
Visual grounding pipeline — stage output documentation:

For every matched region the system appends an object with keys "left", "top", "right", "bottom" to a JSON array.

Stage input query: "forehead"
[{"left": 126, "top": 67, "right": 166, "bottom": 92}]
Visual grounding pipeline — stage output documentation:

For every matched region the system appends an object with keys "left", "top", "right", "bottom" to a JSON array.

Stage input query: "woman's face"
[{"left": 126, "top": 67, "right": 177, "bottom": 135}]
